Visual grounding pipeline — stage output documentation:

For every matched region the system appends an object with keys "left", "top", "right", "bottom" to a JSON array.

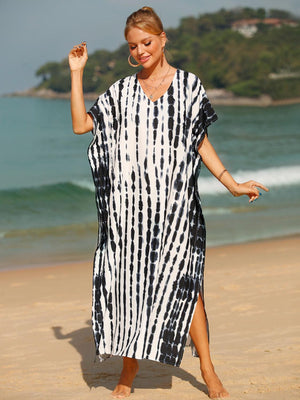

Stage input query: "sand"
[{"left": 0, "top": 236, "right": 299, "bottom": 400}]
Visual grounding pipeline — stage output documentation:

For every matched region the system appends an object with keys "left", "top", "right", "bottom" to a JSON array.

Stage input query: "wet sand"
[{"left": 0, "top": 236, "right": 299, "bottom": 399}]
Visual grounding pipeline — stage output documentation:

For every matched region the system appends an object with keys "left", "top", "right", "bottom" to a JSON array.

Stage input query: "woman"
[{"left": 69, "top": 6, "right": 268, "bottom": 399}]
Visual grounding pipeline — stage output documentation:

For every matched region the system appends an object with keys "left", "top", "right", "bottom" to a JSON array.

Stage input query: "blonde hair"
[{"left": 124, "top": 6, "right": 164, "bottom": 39}]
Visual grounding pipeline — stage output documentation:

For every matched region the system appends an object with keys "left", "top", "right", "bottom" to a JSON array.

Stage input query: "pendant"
[{"left": 150, "top": 94, "right": 153, "bottom": 99}]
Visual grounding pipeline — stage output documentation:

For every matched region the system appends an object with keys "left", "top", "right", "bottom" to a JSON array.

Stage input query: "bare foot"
[
  {"left": 201, "top": 366, "right": 229, "bottom": 399},
  {"left": 111, "top": 357, "right": 139, "bottom": 399}
]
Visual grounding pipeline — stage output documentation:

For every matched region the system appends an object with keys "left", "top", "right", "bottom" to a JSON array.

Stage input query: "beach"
[{"left": 1, "top": 235, "right": 299, "bottom": 400}]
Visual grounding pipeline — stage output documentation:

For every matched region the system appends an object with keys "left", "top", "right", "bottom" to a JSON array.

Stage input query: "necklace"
[{"left": 140, "top": 66, "right": 171, "bottom": 100}]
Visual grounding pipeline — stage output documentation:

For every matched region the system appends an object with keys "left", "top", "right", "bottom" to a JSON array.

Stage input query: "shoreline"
[
  {"left": 3, "top": 87, "right": 300, "bottom": 106},
  {"left": 1, "top": 232, "right": 299, "bottom": 273}
]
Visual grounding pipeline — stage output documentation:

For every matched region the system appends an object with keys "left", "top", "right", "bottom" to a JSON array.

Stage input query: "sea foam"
[
  {"left": 198, "top": 165, "right": 300, "bottom": 195},
  {"left": 72, "top": 165, "right": 300, "bottom": 196}
]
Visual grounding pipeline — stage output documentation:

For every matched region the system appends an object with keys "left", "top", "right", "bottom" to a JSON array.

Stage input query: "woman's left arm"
[{"left": 198, "top": 134, "right": 269, "bottom": 203}]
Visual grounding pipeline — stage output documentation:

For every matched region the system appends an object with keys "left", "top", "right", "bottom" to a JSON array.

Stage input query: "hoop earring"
[{"left": 128, "top": 55, "right": 140, "bottom": 68}]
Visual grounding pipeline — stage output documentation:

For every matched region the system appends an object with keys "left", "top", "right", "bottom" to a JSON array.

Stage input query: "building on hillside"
[
  {"left": 232, "top": 18, "right": 298, "bottom": 38},
  {"left": 231, "top": 19, "right": 259, "bottom": 38}
]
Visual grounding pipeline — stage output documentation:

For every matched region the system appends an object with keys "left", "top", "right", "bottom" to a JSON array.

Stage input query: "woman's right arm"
[{"left": 69, "top": 42, "right": 93, "bottom": 134}]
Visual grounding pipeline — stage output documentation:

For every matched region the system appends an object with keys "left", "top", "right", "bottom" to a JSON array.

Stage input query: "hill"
[{"left": 35, "top": 7, "right": 300, "bottom": 100}]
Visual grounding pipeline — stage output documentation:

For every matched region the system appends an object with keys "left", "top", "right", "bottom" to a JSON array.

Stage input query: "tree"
[
  {"left": 36, "top": 62, "right": 61, "bottom": 82},
  {"left": 268, "top": 9, "right": 292, "bottom": 19},
  {"left": 34, "top": 7, "right": 300, "bottom": 99}
]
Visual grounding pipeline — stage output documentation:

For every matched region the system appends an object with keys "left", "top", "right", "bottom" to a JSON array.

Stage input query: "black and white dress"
[{"left": 87, "top": 69, "right": 217, "bottom": 367}]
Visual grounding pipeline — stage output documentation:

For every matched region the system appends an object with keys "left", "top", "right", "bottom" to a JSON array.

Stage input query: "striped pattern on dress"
[{"left": 87, "top": 69, "right": 217, "bottom": 367}]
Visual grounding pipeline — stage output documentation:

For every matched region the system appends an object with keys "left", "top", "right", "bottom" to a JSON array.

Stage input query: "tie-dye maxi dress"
[{"left": 87, "top": 69, "right": 217, "bottom": 367}]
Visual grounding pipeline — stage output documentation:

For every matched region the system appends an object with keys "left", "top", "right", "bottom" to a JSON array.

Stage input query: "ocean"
[{"left": 0, "top": 96, "right": 299, "bottom": 270}]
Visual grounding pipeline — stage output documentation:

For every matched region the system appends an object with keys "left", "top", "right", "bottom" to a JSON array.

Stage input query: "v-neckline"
[{"left": 136, "top": 69, "right": 178, "bottom": 104}]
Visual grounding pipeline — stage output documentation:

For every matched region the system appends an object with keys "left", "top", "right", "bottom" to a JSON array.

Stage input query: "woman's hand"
[
  {"left": 68, "top": 42, "right": 88, "bottom": 72},
  {"left": 69, "top": 41, "right": 93, "bottom": 134},
  {"left": 231, "top": 180, "right": 269, "bottom": 203},
  {"left": 198, "top": 136, "right": 269, "bottom": 203}
]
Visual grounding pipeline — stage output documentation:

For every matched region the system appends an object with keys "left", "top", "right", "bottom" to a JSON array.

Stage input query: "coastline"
[
  {"left": 4, "top": 87, "right": 300, "bottom": 106},
  {"left": 0, "top": 235, "right": 299, "bottom": 399},
  {"left": 2, "top": 232, "right": 299, "bottom": 273}
]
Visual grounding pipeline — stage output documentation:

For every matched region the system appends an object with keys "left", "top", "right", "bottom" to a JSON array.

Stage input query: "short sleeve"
[
  {"left": 87, "top": 88, "right": 115, "bottom": 136},
  {"left": 191, "top": 77, "right": 218, "bottom": 151}
]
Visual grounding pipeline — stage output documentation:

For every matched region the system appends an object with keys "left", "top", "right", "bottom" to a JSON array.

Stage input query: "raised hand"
[{"left": 68, "top": 42, "right": 88, "bottom": 72}]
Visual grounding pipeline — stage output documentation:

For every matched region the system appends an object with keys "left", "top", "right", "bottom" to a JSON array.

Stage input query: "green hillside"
[{"left": 35, "top": 8, "right": 300, "bottom": 99}]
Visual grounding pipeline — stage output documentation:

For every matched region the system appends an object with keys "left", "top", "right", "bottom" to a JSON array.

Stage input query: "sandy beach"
[{"left": 0, "top": 236, "right": 299, "bottom": 400}]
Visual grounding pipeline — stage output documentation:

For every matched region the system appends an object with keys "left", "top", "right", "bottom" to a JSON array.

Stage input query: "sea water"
[{"left": 0, "top": 97, "right": 299, "bottom": 270}]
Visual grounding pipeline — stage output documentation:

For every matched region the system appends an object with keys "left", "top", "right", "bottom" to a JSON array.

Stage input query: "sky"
[{"left": 1, "top": 0, "right": 299, "bottom": 95}]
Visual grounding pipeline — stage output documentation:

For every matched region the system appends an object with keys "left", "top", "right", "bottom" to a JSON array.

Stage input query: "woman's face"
[{"left": 127, "top": 27, "right": 166, "bottom": 68}]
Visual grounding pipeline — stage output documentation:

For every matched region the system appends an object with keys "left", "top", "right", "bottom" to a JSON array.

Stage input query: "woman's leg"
[
  {"left": 111, "top": 356, "right": 139, "bottom": 398},
  {"left": 189, "top": 294, "right": 229, "bottom": 398}
]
